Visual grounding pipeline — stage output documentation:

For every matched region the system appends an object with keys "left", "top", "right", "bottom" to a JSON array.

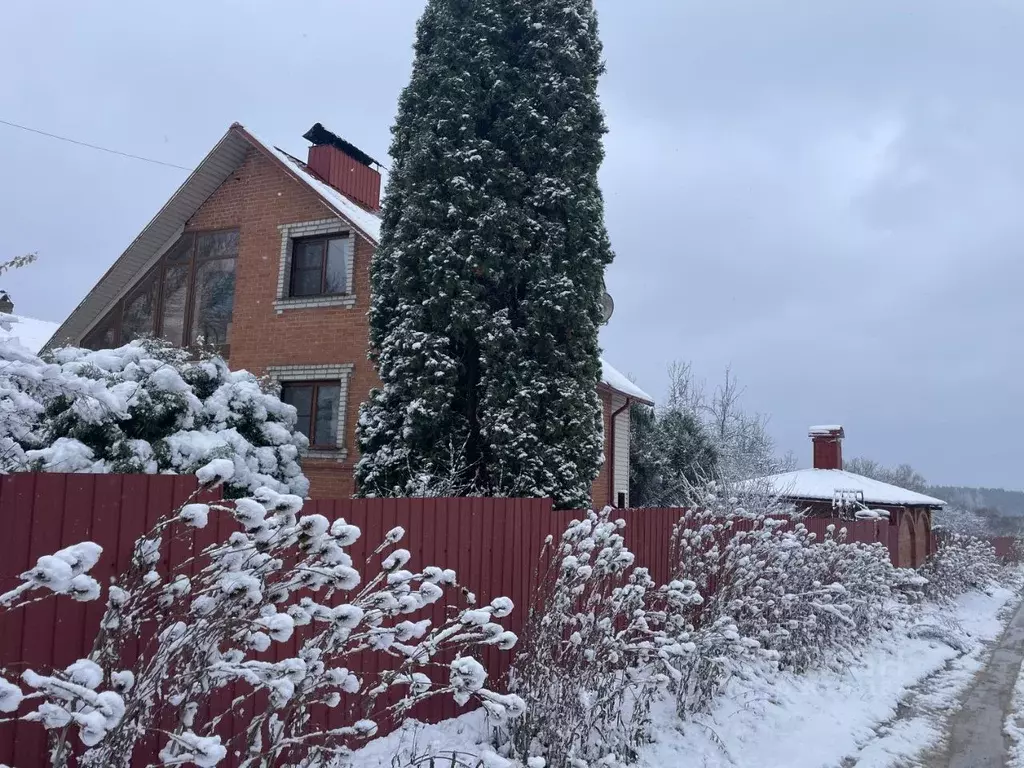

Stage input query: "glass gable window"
[
  {"left": 121, "top": 280, "right": 157, "bottom": 342},
  {"left": 82, "top": 229, "right": 239, "bottom": 355}
]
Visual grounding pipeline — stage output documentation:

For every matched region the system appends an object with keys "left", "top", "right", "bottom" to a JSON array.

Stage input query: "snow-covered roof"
[
  {"left": 1, "top": 315, "right": 60, "bottom": 354},
  {"left": 600, "top": 357, "right": 654, "bottom": 405},
  {"left": 246, "top": 132, "right": 382, "bottom": 244},
  {"left": 45, "top": 123, "right": 381, "bottom": 351},
  {"left": 742, "top": 468, "right": 946, "bottom": 508}
]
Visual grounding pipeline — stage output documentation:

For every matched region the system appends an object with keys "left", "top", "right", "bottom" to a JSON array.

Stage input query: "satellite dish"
[{"left": 601, "top": 290, "right": 614, "bottom": 324}]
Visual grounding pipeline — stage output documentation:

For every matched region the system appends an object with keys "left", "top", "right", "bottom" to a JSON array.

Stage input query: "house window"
[
  {"left": 81, "top": 229, "right": 239, "bottom": 355},
  {"left": 275, "top": 220, "right": 356, "bottom": 311},
  {"left": 267, "top": 363, "right": 354, "bottom": 459},
  {"left": 281, "top": 382, "right": 342, "bottom": 449},
  {"left": 290, "top": 236, "right": 350, "bottom": 297}
]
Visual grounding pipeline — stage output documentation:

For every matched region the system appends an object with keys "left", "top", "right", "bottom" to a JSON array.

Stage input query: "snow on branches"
[
  {"left": 0, "top": 336, "right": 309, "bottom": 497},
  {"left": 503, "top": 495, "right": 929, "bottom": 766},
  {"left": 0, "top": 542, "right": 103, "bottom": 610},
  {"left": 671, "top": 508, "right": 907, "bottom": 677},
  {"left": 507, "top": 509, "right": 662, "bottom": 767},
  {"left": 0, "top": 465, "right": 519, "bottom": 766},
  {"left": 355, "top": 0, "right": 610, "bottom": 509},
  {"left": 0, "top": 540, "right": 121, "bottom": 761},
  {"left": 919, "top": 533, "right": 1003, "bottom": 600}
]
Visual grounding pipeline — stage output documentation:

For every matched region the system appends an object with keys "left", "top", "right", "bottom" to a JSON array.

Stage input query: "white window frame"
[
  {"left": 274, "top": 219, "right": 356, "bottom": 312},
  {"left": 267, "top": 363, "right": 354, "bottom": 460}
]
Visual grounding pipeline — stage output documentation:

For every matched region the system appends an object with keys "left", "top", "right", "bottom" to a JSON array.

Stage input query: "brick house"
[
  {"left": 748, "top": 425, "right": 945, "bottom": 567},
  {"left": 44, "top": 123, "right": 653, "bottom": 505}
]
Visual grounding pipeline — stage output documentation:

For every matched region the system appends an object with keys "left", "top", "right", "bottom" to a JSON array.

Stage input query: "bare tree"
[
  {"left": 844, "top": 457, "right": 928, "bottom": 494},
  {"left": 663, "top": 362, "right": 791, "bottom": 484}
]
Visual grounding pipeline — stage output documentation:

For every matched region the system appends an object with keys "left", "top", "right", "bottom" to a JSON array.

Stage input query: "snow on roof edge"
[
  {"left": 740, "top": 468, "right": 946, "bottom": 508},
  {"left": 809, "top": 424, "right": 844, "bottom": 435},
  {"left": 600, "top": 357, "right": 654, "bottom": 404},
  {"left": 237, "top": 125, "right": 382, "bottom": 245}
]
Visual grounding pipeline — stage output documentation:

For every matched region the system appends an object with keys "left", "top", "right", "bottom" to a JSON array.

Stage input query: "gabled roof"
[
  {"left": 742, "top": 468, "right": 946, "bottom": 508},
  {"left": 600, "top": 358, "right": 654, "bottom": 405},
  {"left": 44, "top": 123, "right": 381, "bottom": 351}
]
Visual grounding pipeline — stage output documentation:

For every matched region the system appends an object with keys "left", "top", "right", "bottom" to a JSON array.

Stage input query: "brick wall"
[
  {"left": 895, "top": 507, "right": 931, "bottom": 568},
  {"left": 185, "top": 148, "right": 377, "bottom": 498}
]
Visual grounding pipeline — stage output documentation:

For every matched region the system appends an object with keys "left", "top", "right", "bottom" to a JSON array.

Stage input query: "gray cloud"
[{"left": 1, "top": 0, "right": 1020, "bottom": 487}]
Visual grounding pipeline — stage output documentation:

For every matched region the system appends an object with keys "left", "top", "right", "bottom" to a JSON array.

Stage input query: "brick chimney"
[
  {"left": 809, "top": 425, "right": 844, "bottom": 470},
  {"left": 303, "top": 123, "right": 382, "bottom": 212}
]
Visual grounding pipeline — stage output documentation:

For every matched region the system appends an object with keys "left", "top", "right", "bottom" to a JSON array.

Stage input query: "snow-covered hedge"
[
  {"left": 674, "top": 509, "right": 914, "bottom": 676},
  {"left": 507, "top": 510, "right": 664, "bottom": 767},
  {"left": 919, "top": 533, "right": 1003, "bottom": 600},
  {"left": 503, "top": 498, "right": 926, "bottom": 767},
  {"left": 0, "top": 463, "right": 521, "bottom": 767},
  {"left": 0, "top": 327, "right": 308, "bottom": 498}
]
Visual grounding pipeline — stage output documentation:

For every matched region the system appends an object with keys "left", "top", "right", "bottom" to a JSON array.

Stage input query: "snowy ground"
[
  {"left": 1005, "top": 643, "right": 1024, "bottom": 768},
  {"left": 342, "top": 586, "right": 1021, "bottom": 768}
]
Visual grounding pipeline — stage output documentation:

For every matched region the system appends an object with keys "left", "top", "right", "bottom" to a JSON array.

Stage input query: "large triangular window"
[{"left": 82, "top": 229, "right": 238, "bottom": 356}]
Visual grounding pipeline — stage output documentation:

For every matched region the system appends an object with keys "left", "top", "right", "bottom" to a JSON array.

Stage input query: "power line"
[{"left": 0, "top": 118, "right": 192, "bottom": 171}]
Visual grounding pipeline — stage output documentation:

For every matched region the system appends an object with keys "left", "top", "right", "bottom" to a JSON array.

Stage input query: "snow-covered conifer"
[{"left": 356, "top": 0, "right": 612, "bottom": 508}]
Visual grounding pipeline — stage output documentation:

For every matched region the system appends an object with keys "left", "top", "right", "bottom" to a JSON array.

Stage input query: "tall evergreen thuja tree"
[{"left": 356, "top": 0, "right": 612, "bottom": 508}]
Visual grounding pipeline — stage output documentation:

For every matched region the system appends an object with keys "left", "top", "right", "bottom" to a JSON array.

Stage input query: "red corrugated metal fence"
[{"left": 0, "top": 474, "right": 907, "bottom": 766}]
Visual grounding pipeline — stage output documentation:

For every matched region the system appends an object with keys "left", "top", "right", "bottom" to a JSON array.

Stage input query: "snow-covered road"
[{"left": 927, "top": 599, "right": 1024, "bottom": 767}]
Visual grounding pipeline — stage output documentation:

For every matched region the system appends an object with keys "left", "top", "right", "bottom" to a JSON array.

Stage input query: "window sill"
[
  {"left": 274, "top": 295, "right": 356, "bottom": 313},
  {"left": 302, "top": 448, "right": 349, "bottom": 462}
]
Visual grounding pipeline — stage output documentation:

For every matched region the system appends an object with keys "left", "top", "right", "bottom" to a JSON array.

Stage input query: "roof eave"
[
  {"left": 597, "top": 381, "right": 655, "bottom": 407},
  {"left": 775, "top": 492, "right": 946, "bottom": 510}
]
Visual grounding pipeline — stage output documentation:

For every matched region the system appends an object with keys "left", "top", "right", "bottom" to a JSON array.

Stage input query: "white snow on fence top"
[
  {"left": 240, "top": 126, "right": 383, "bottom": 245},
  {"left": 0, "top": 315, "right": 60, "bottom": 354},
  {"left": 808, "top": 424, "right": 844, "bottom": 436},
  {"left": 742, "top": 468, "right": 946, "bottom": 507},
  {"left": 600, "top": 357, "right": 654, "bottom": 404}
]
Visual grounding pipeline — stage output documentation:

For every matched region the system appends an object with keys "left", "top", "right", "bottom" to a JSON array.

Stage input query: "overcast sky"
[{"left": 1, "top": 0, "right": 1021, "bottom": 489}]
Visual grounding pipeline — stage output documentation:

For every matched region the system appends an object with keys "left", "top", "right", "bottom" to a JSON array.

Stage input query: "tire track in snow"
[
  {"left": 838, "top": 592, "right": 1024, "bottom": 768},
  {"left": 939, "top": 598, "right": 1024, "bottom": 767}
]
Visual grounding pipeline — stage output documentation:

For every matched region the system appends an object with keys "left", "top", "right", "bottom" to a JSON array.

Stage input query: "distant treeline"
[{"left": 929, "top": 486, "right": 1024, "bottom": 517}]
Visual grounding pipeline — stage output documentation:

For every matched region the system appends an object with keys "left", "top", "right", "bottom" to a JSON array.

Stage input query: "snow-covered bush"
[
  {"left": 0, "top": 335, "right": 309, "bottom": 497},
  {"left": 0, "top": 463, "right": 520, "bottom": 767},
  {"left": 503, "top": 497, "right": 919, "bottom": 765},
  {"left": 670, "top": 502, "right": 908, "bottom": 676},
  {"left": 0, "top": 313, "right": 122, "bottom": 474},
  {"left": 919, "top": 533, "right": 1002, "bottom": 600},
  {"left": 651, "top": 575, "right": 768, "bottom": 717},
  {"left": 0, "top": 541, "right": 103, "bottom": 610},
  {"left": 0, "top": 541, "right": 125, "bottom": 762},
  {"left": 505, "top": 509, "right": 664, "bottom": 767}
]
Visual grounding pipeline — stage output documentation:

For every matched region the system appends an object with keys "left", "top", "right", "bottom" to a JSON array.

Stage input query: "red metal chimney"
[
  {"left": 809, "top": 425, "right": 844, "bottom": 470},
  {"left": 303, "top": 123, "right": 382, "bottom": 212}
]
